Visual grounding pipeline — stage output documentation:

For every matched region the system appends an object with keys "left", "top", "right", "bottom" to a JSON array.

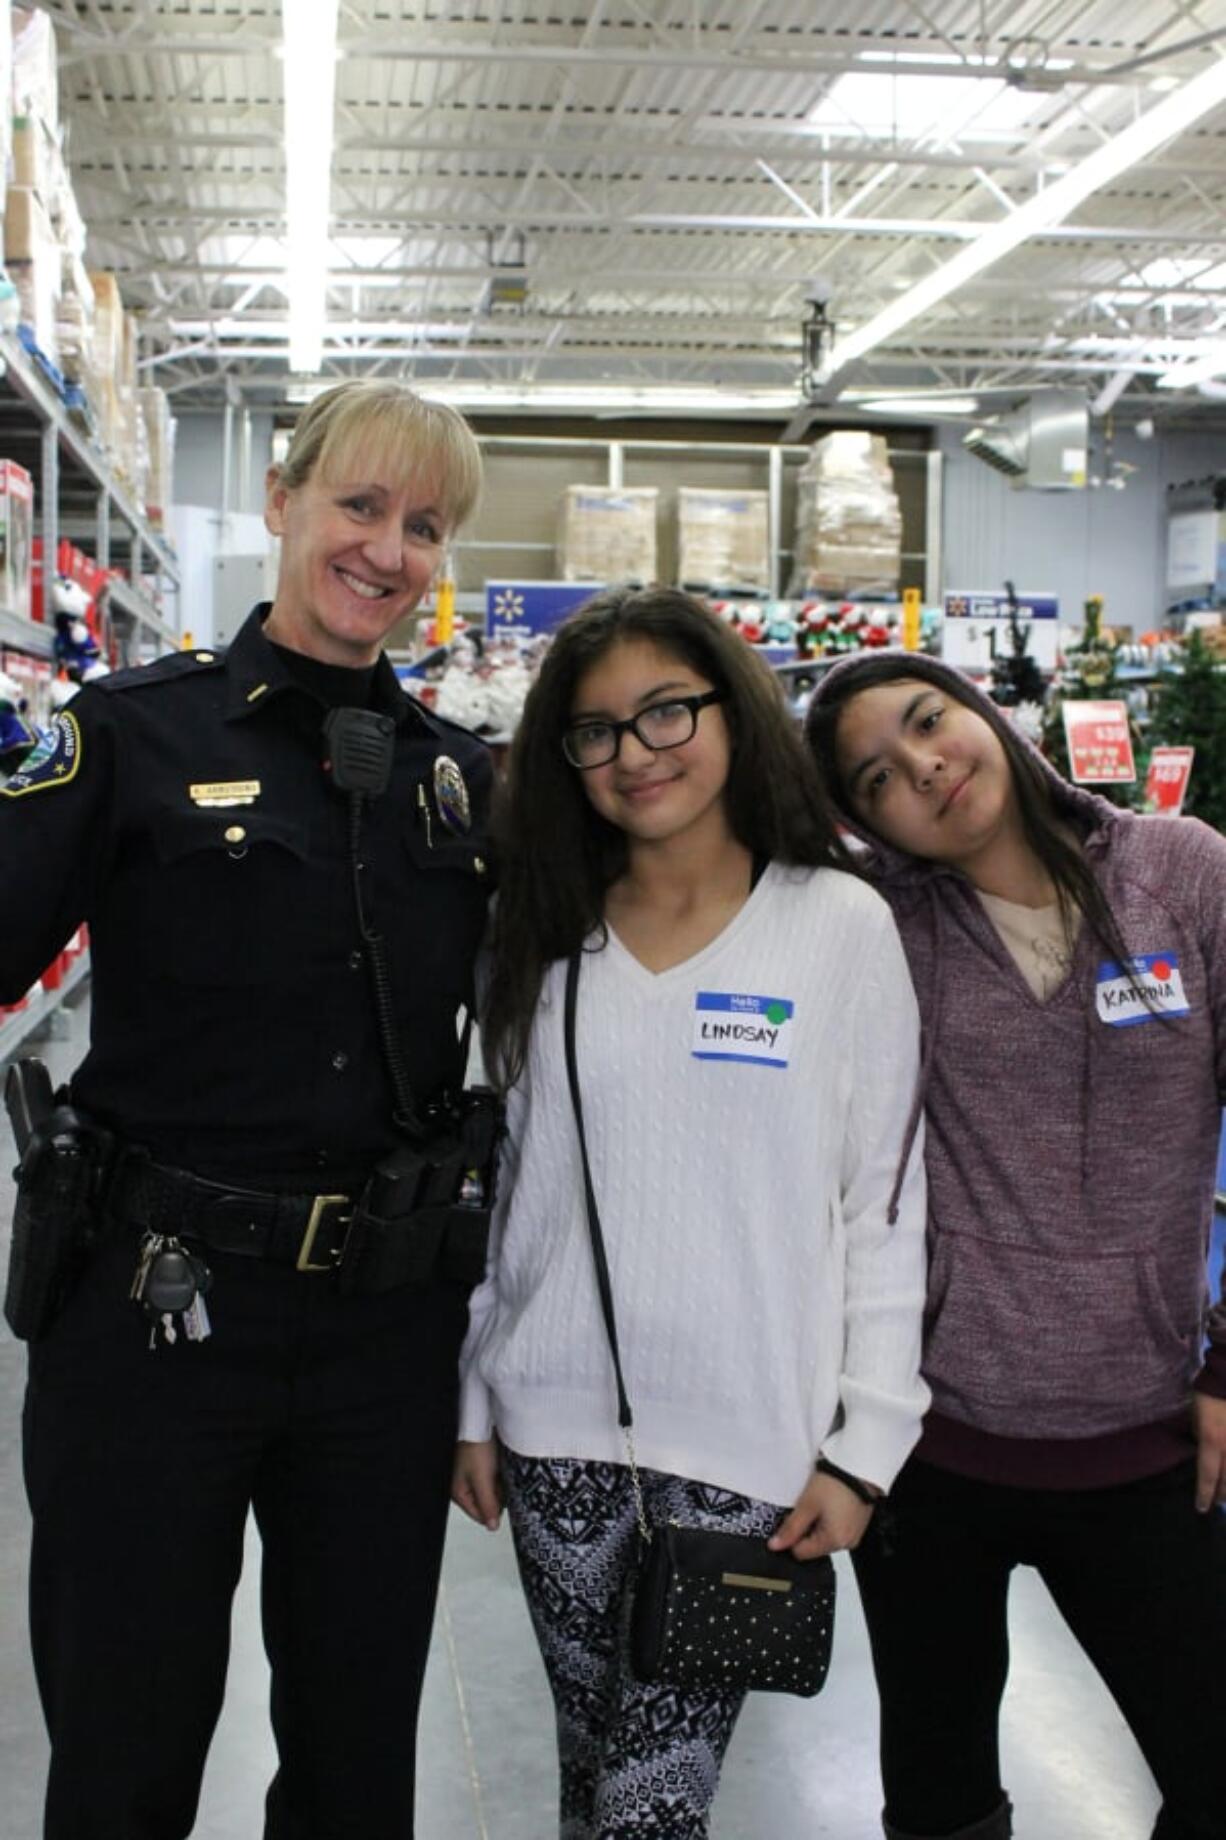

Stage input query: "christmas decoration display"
[
  {"left": 1145, "top": 630, "right": 1226, "bottom": 833},
  {"left": 1041, "top": 595, "right": 1141, "bottom": 806}
]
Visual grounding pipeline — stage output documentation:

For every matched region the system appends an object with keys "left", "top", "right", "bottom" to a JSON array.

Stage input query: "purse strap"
[{"left": 563, "top": 950, "right": 651, "bottom": 1540}]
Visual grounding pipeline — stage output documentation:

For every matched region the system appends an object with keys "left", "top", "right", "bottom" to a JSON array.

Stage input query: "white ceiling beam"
[
  {"left": 52, "top": 30, "right": 1184, "bottom": 91},
  {"left": 74, "top": 200, "right": 1226, "bottom": 248}
]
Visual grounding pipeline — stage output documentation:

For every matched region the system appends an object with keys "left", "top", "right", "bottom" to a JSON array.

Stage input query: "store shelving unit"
[
  {"left": 0, "top": 329, "right": 179, "bottom": 668},
  {"left": 456, "top": 432, "right": 940, "bottom": 608},
  {"left": 0, "top": 332, "right": 180, "bottom": 1058},
  {"left": 0, "top": 951, "right": 91, "bottom": 1067},
  {"left": 0, "top": 602, "right": 52, "bottom": 658}
]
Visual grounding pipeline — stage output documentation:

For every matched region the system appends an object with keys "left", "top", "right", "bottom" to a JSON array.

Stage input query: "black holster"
[
  {"left": 4, "top": 1064, "right": 113, "bottom": 1341},
  {"left": 337, "top": 1086, "right": 505, "bottom": 1296}
]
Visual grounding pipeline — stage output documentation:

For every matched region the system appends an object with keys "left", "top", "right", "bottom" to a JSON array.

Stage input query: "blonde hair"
[{"left": 276, "top": 380, "right": 483, "bottom": 531}]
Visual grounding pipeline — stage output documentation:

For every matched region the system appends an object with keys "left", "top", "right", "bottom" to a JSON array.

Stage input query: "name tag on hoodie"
[
  {"left": 1095, "top": 953, "right": 1190, "bottom": 1026},
  {"left": 692, "top": 991, "right": 794, "bottom": 1067}
]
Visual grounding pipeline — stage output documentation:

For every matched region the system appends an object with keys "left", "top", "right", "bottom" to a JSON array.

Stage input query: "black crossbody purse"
[{"left": 563, "top": 951, "right": 836, "bottom": 1699}]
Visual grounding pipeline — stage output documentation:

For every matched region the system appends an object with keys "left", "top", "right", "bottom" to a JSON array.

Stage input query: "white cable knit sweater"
[{"left": 460, "top": 862, "right": 930, "bottom": 1506}]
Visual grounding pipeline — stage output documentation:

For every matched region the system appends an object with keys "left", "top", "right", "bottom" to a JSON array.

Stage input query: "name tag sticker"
[
  {"left": 1096, "top": 953, "right": 1191, "bottom": 1027},
  {"left": 692, "top": 991, "right": 794, "bottom": 1068}
]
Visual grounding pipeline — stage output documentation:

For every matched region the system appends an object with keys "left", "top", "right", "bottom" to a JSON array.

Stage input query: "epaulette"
[
  {"left": 93, "top": 646, "right": 228, "bottom": 695},
  {"left": 415, "top": 703, "right": 493, "bottom": 754}
]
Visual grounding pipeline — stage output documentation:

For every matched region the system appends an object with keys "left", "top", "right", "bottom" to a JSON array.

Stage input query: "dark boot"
[{"left": 884, "top": 1797, "right": 1014, "bottom": 1840}]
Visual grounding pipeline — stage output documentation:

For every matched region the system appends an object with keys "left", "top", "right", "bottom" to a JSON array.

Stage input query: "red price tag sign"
[
  {"left": 1061, "top": 699, "right": 1137, "bottom": 784},
  {"left": 1144, "top": 745, "right": 1194, "bottom": 815}
]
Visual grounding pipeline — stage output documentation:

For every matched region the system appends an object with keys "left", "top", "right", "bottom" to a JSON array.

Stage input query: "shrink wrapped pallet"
[
  {"left": 57, "top": 254, "right": 96, "bottom": 390},
  {"left": 556, "top": 485, "right": 657, "bottom": 585},
  {"left": 788, "top": 432, "right": 902, "bottom": 598},
  {"left": 89, "top": 270, "right": 125, "bottom": 379},
  {"left": 12, "top": 4, "right": 55, "bottom": 131},
  {"left": 87, "top": 272, "right": 130, "bottom": 475},
  {"left": 677, "top": 487, "right": 770, "bottom": 593},
  {"left": 139, "top": 386, "right": 175, "bottom": 528}
]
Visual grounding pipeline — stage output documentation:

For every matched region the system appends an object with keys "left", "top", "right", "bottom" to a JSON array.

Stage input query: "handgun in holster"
[
  {"left": 337, "top": 1086, "right": 506, "bottom": 1296},
  {"left": 4, "top": 1058, "right": 112, "bottom": 1341}
]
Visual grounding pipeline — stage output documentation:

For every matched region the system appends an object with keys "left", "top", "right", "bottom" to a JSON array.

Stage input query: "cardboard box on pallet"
[
  {"left": 557, "top": 485, "right": 658, "bottom": 586},
  {"left": 10, "top": 113, "right": 56, "bottom": 199},
  {"left": 3, "top": 184, "right": 59, "bottom": 361},
  {"left": 677, "top": 487, "right": 770, "bottom": 594}
]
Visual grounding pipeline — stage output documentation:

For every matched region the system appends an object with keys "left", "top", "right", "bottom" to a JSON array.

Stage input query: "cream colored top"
[{"left": 976, "top": 889, "right": 1079, "bottom": 1000}]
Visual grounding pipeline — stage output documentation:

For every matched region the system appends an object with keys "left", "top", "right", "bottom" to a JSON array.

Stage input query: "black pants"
[
  {"left": 23, "top": 1232, "right": 469, "bottom": 1840},
  {"left": 852, "top": 1457, "right": 1226, "bottom": 1840}
]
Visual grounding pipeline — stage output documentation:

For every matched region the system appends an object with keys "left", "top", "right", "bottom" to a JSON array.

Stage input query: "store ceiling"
[{"left": 44, "top": 0, "right": 1226, "bottom": 429}]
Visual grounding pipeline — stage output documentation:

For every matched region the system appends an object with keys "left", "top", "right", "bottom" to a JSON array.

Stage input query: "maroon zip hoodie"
[{"left": 809, "top": 656, "right": 1226, "bottom": 1489}]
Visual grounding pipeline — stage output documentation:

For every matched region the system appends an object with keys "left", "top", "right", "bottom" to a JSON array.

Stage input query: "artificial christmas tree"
[
  {"left": 1145, "top": 630, "right": 1226, "bottom": 833},
  {"left": 989, "top": 582, "right": 1046, "bottom": 711}
]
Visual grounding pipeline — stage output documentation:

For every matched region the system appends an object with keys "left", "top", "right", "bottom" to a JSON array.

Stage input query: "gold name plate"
[
  {"left": 189, "top": 780, "right": 262, "bottom": 807},
  {"left": 721, "top": 1572, "right": 792, "bottom": 1593}
]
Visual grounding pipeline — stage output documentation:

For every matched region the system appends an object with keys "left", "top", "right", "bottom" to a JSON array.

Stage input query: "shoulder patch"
[
  {"left": 1, "top": 711, "right": 83, "bottom": 797},
  {"left": 95, "top": 648, "right": 227, "bottom": 695}
]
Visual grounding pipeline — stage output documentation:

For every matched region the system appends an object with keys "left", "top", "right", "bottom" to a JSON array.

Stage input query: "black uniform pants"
[
  {"left": 22, "top": 1231, "right": 469, "bottom": 1840},
  {"left": 851, "top": 1456, "right": 1226, "bottom": 1840}
]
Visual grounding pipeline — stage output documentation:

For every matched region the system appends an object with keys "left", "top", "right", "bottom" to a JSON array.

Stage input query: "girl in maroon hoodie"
[{"left": 807, "top": 653, "right": 1226, "bottom": 1840}]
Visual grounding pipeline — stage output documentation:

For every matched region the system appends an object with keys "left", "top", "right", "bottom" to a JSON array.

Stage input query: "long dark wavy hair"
[
  {"left": 806, "top": 652, "right": 1137, "bottom": 974},
  {"left": 484, "top": 587, "right": 850, "bottom": 1086}
]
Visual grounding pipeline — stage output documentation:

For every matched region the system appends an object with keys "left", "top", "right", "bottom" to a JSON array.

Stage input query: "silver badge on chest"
[{"left": 432, "top": 755, "right": 472, "bottom": 835}]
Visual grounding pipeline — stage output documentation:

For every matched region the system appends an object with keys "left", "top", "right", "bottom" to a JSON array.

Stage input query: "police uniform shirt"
[{"left": 0, "top": 605, "right": 493, "bottom": 1184}]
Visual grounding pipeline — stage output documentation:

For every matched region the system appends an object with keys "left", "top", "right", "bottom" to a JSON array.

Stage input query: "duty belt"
[{"left": 106, "top": 1158, "right": 473, "bottom": 1291}]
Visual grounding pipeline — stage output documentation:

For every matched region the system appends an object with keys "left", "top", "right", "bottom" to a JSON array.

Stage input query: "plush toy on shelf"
[
  {"left": 52, "top": 575, "right": 102, "bottom": 681},
  {"left": 0, "top": 667, "right": 36, "bottom": 775}
]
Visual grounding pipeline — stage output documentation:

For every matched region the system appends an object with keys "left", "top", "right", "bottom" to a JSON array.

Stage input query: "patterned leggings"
[{"left": 501, "top": 1447, "right": 784, "bottom": 1840}]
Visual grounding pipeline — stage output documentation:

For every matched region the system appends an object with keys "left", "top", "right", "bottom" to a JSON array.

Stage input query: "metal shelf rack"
[{"left": 0, "top": 331, "right": 180, "bottom": 667}]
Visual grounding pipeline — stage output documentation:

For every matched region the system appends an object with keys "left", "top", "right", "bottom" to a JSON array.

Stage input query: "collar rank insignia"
[{"left": 433, "top": 755, "right": 471, "bottom": 835}]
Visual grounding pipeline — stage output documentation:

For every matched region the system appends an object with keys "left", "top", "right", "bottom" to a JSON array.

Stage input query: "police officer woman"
[{"left": 1, "top": 381, "right": 494, "bottom": 1839}]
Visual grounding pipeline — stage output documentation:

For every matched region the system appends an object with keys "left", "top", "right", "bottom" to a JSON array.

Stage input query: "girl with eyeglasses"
[{"left": 452, "top": 587, "right": 929, "bottom": 1839}]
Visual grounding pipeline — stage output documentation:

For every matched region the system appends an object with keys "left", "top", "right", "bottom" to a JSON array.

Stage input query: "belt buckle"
[{"left": 297, "top": 1194, "right": 353, "bottom": 1272}]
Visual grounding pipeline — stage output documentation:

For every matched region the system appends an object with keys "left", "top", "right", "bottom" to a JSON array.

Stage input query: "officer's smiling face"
[{"left": 263, "top": 459, "right": 449, "bottom": 667}]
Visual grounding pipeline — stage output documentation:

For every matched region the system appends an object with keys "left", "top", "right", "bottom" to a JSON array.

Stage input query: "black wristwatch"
[{"left": 815, "top": 1456, "right": 880, "bottom": 1506}]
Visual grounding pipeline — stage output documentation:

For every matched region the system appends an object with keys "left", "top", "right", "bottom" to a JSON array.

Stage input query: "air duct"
[{"left": 963, "top": 390, "right": 1088, "bottom": 489}]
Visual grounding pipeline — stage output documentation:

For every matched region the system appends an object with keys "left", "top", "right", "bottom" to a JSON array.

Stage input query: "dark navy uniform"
[{"left": 3, "top": 607, "right": 493, "bottom": 1839}]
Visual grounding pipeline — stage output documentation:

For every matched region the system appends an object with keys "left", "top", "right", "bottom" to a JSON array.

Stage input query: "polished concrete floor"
[{"left": 0, "top": 991, "right": 1193, "bottom": 1837}]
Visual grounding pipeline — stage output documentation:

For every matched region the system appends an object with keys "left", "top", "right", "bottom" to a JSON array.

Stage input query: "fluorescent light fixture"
[
  {"left": 426, "top": 382, "right": 800, "bottom": 415},
  {"left": 858, "top": 395, "right": 979, "bottom": 415},
  {"left": 282, "top": 0, "right": 340, "bottom": 373},
  {"left": 287, "top": 379, "right": 802, "bottom": 414},
  {"left": 827, "top": 54, "right": 1226, "bottom": 377},
  {"left": 810, "top": 70, "right": 1045, "bottom": 144}
]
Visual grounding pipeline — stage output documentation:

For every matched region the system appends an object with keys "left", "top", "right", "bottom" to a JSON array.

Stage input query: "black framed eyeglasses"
[{"left": 562, "top": 690, "right": 726, "bottom": 770}]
